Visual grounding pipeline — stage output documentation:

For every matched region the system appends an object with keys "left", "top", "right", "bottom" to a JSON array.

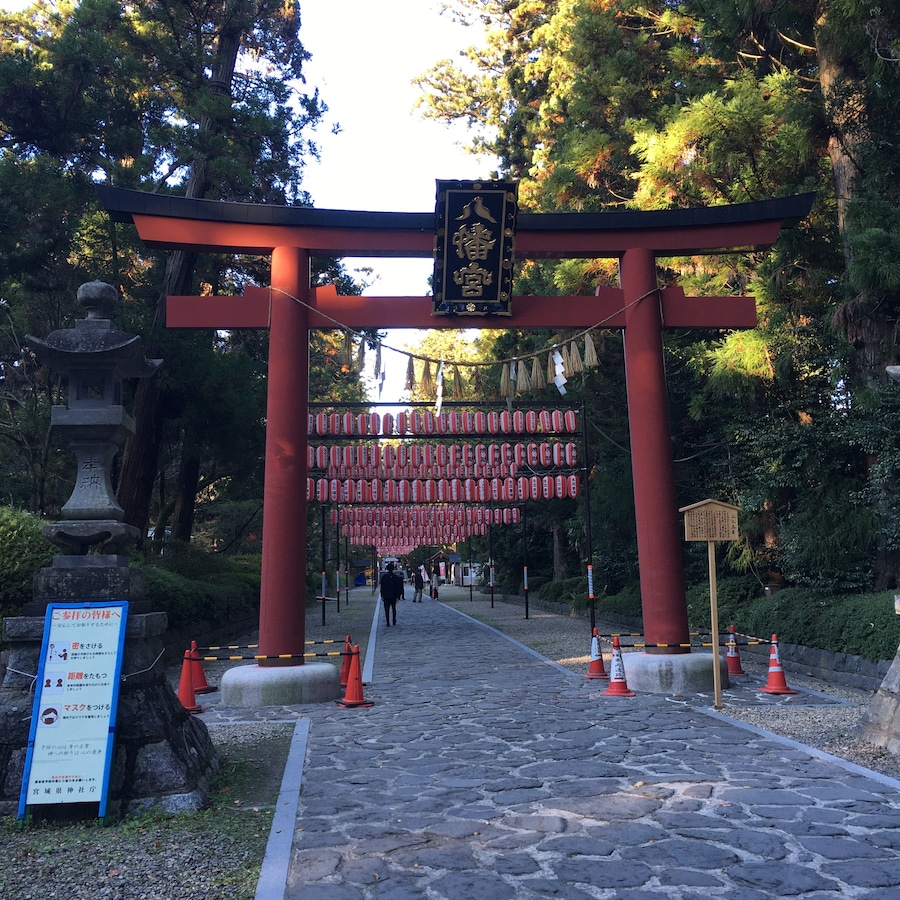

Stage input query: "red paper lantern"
[
  {"left": 382, "top": 412, "right": 394, "bottom": 435},
  {"left": 518, "top": 476, "right": 530, "bottom": 501},
  {"left": 539, "top": 410, "right": 552, "bottom": 432},
  {"left": 487, "top": 411, "right": 500, "bottom": 434},
  {"left": 525, "top": 410, "right": 538, "bottom": 433},
  {"left": 396, "top": 410, "right": 407, "bottom": 434},
  {"left": 513, "top": 410, "right": 525, "bottom": 433},
  {"left": 564, "top": 409, "right": 577, "bottom": 432},
  {"left": 555, "top": 474, "right": 565, "bottom": 498}
]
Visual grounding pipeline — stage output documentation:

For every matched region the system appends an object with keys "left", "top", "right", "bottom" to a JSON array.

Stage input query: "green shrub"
[
  {"left": 723, "top": 588, "right": 900, "bottom": 661},
  {"left": 0, "top": 507, "right": 54, "bottom": 615},
  {"left": 596, "top": 582, "right": 643, "bottom": 621},
  {"left": 535, "top": 575, "right": 589, "bottom": 606},
  {"left": 143, "top": 563, "right": 260, "bottom": 632}
]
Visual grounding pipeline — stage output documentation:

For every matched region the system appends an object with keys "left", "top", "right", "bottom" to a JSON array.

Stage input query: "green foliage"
[
  {"left": 142, "top": 553, "right": 260, "bottom": 632},
  {"left": 595, "top": 583, "right": 643, "bottom": 621},
  {"left": 721, "top": 587, "right": 900, "bottom": 663},
  {"left": 0, "top": 507, "right": 54, "bottom": 614},
  {"left": 535, "top": 575, "right": 589, "bottom": 607}
]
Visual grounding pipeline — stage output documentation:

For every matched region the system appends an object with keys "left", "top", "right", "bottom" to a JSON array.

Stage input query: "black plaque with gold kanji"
[{"left": 433, "top": 179, "right": 518, "bottom": 316}]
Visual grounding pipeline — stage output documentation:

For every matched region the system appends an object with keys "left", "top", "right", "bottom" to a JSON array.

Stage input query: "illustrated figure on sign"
[{"left": 39, "top": 707, "right": 59, "bottom": 726}]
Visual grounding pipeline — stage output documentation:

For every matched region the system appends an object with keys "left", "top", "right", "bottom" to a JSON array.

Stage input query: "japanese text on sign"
[
  {"left": 683, "top": 503, "right": 739, "bottom": 542},
  {"left": 433, "top": 179, "right": 518, "bottom": 317},
  {"left": 19, "top": 601, "right": 128, "bottom": 820}
]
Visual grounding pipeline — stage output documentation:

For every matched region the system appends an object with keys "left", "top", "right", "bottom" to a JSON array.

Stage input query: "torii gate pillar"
[
  {"left": 621, "top": 248, "right": 689, "bottom": 651},
  {"left": 259, "top": 247, "right": 310, "bottom": 663}
]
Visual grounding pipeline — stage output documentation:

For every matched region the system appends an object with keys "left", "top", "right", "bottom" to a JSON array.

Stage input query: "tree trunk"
[
  {"left": 172, "top": 448, "right": 200, "bottom": 543},
  {"left": 115, "top": 9, "right": 246, "bottom": 536},
  {"left": 552, "top": 521, "right": 568, "bottom": 582}
]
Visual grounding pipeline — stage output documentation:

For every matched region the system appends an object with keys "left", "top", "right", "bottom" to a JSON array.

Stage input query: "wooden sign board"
[
  {"left": 679, "top": 499, "right": 740, "bottom": 543},
  {"left": 433, "top": 179, "right": 518, "bottom": 317}
]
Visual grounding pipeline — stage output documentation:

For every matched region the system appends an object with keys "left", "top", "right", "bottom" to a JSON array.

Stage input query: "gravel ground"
[{"left": 442, "top": 594, "right": 900, "bottom": 781}]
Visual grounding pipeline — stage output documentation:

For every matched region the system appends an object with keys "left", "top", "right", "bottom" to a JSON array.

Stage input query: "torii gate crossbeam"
[{"left": 98, "top": 186, "right": 813, "bottom": 666}]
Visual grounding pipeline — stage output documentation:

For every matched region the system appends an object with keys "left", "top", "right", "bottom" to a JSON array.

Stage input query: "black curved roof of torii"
[{"left": 97, "top": 184, "right": 814, "bottom": 234}]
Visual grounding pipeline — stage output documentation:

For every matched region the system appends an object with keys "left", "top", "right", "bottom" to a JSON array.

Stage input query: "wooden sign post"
[{"left": 679, "top": 500, "right": 740, "bottom": 709}]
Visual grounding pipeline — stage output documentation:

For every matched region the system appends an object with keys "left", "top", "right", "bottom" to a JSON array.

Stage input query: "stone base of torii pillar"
[
  {"left": 624, "top": 651, "right": 730, "bottom": 695},
  {"left": 220, "top": 663, "right": 340, "bottom": 707}
]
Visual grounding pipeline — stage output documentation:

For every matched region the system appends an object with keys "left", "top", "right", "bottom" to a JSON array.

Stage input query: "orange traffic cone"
[
  {"left": 339, "top": 634, "right": 353, "bottom": 688},
  {"left": 725, "top": 625, "right": 748, "bottom": 677},
  {"left": 758, "top": 634, "right": 797, "bottom": 695},
  {"left": 336, "top": 645, "right": 374, "bottom": 708},
  {"left": 602, "top": 636, "right": 636, "bottom": 697},
  {"left": 190, "top": 640, "right": 216, "bottom": 694},
  {"left": 177, "top": 650, "right": 203, "bottom": 713},
  {"left": 584, "top": 628, "right": 609, "bottom": 680}
]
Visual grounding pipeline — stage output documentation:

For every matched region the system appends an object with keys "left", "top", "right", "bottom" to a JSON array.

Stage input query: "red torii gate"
[{"left": 98, "top": 186, "right": 813, "bottom": 668}]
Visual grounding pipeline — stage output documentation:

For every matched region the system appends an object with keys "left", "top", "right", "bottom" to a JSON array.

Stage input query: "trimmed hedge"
[
  {"left": 143, "top": 561, "right": 260, "bottom": 632},
  {"left": 595, "top": 575, "right": 900, "bottom": 662},
  {"left": 0, "top": 508, "right": 54, "bottom": 615}
]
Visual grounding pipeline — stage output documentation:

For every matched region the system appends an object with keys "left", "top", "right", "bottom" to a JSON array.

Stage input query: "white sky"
[
  {"left": 298, "top": 1, "right": 493, "bottom": 401},
  {"left": 300, "top": 1, "right": 492, "bottom": 295},
  {"left": 1, "top": 0, "right": 493, "bottom": 399}
]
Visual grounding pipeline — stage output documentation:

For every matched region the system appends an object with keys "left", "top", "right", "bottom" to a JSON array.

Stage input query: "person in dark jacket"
[
  {"left": 380, "top": 561, "right": 404, "bottom": 626},
  {"left": 412, "top": 567, "right": 425, "bottom": 602}
]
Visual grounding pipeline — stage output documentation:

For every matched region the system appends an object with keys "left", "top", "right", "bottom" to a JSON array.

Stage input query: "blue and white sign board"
[{"left": 18, "top": 601, "right": 129, "bottom": 820}]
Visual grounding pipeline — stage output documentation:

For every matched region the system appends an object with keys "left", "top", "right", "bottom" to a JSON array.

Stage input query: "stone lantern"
[
  {"left": 0, "top": 281, "right": 218, "bottom": 817},
  {"left": 24, "top": 281, "right": 160, "bottom": 612}
]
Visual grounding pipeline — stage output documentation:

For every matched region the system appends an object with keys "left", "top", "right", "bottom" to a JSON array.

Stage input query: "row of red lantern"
[
  {"left": 343, "top": 523, "right": 491, "bottom": 542},
  {"left": 308, "top": 474, "right": 581, "bottom": 504},
  {"left": 332, "top": 506, "right": 522, "bottom": 527},
  {"left": 308, "top": 441, "right": 578, "bottom": 471},
  {"left": 309, "top": 408, "right": 579, "bottom": 437},
  {"left": 315, "top": 464, "right": 521, "bottom": 481}
]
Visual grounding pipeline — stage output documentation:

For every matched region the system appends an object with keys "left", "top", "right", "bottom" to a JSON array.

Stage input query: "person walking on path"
[
  {"left": 430, "top": 567, "right": 440, "bottom": 600},
  {"left": 379, "top": 561, "right": 404, "bottom": 626},
  {"left": 412, "top": 567, "right": 425, "bottom": 602}
]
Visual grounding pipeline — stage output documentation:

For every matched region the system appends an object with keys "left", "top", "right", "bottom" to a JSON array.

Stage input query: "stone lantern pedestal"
[{"left": 0, "top": 281, "right": 219, "bottom": 817}]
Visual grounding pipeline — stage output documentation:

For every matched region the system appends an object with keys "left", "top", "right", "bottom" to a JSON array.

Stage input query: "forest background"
[{"left": 3, "top": 1, "right": 900, "bottom": 659}]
